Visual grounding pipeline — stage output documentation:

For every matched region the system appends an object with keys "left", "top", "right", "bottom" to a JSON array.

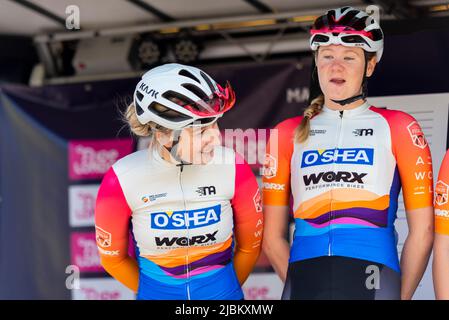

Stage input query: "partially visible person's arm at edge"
[
  {"left": 262, "top": 205, "right": 290, "bottom": 282},
  {"left": 232, "top": 154, "right": 264, "bottom": 285},
  {"left": 401, "top": 206, "right": 434, "bottom": 299},
  {"left": 433, "top": 233, "right": 449, "bottom": 299},
  {"left": 261, "top": 119, "right": 297, "bottom": 283},
  {"left": 433, "top": 150, "right": 449, "bottom": 299},
  {"left": 95, "top": 167, "right": 139, "bottom": 292}
]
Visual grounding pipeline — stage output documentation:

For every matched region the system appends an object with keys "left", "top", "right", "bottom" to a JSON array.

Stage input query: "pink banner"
[
  {"left": 68, "top": 138, "right": 134, "bottom": 181},
  {"left": 70, "top": 232, "right": 103, "bottom": 273}
]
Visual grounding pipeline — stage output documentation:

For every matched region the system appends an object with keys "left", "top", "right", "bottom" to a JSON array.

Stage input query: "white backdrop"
[{"left": 368, "top": 92, "right": 449, "bottom": 300}]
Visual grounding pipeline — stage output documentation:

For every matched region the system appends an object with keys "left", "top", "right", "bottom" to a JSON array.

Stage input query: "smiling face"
[
  {"left": 156, "top": 122, "right": 222, "bottom": 165},
  {"left": 177, "top": 122, "right": 221, "bottom": 164},
  {"left": 316, "top": 45, "right": 376, "bottom": 109}
]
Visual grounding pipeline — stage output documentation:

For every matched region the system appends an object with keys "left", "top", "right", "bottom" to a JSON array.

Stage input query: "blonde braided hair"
[{"left": 294, "top": 94, "right": 324, "bottom": 143}]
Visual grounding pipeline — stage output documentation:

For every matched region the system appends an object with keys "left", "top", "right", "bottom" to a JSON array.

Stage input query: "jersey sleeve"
[
  {"left": 374, "top": 108, "right": 433, "bottom": 211},
  {"left": 435, "top": 150, "right": 449, "bottom": 235},
  {"left": 231, "top": 152, "right": 263, "bottom": 284},
  {"left": 95, "top": 166, "right": 139, "bottom": 292},
  {"left": 262, "top": 117, "right": 300, "bottom": 206}
]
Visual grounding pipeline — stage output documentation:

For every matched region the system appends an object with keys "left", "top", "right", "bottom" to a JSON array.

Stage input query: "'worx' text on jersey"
[
  {"left": 95, "top": 146, "right": 263, "bottom": 299},
  {"left": 263, "top": 102, "right": 433, "bottom": 273}
]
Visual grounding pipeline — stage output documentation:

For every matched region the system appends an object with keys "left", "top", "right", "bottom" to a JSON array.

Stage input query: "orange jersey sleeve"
[
  {"left": 231, "top": 152, "right": 263, "bottom": 284},
  {"left": 262, "top": 117, "right": 302, "bottom": 206},
  {"left": 435, "top": 150, "right": 449, "bottom": 235},
  {"left": 95, "top": 167, "right": 139, "bottom": 292},
  {"left": 373, "top": 108, "right": 433, "bottom": 211}
]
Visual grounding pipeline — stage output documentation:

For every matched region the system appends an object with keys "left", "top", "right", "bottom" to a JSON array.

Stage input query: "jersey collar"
[
  {"left": 321, "top": 101, "right": 370, "bottom": 118},
  {"left": 150, "top": 145, "right": 176, "bottom": 167}
]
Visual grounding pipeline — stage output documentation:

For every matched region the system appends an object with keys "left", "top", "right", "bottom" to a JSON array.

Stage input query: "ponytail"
[
  {"left": 123, "top": 103, "right": 153, "bottom": 137},
  {"left": 294, "top": 95, "right": 324, "bottom": 143}
]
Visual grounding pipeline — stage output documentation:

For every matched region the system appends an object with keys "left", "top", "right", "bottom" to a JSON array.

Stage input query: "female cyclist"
[
  {"left": 262, "top": 6, "right": 434, "bottom": 300},
  {"left": 95, "top": 63, "right": 263, "bottom": 300},
  {"left": 433, "top": 150, "right": 449, "bottom": 299}
]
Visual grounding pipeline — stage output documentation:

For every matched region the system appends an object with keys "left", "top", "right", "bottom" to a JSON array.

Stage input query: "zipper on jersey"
[
  {"left": 178, "top": 164, "right": 191, "bottom": 300},
  {"left": 328, "top": 110, "right": 345, "bottom": 256}
]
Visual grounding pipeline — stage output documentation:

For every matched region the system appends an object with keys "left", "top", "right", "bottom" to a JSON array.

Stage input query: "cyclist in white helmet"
[
  {"left": 95, "top": 63, "right": 263, "bottom": 300},
  {"left": 262, "top": 6, "right": 434, "bottom": 300}
]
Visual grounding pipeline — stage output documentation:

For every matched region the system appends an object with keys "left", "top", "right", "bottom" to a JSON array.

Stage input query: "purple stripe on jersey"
[
  {"left": 160, "top": 246, "right": 232, "bottom": 276},
  {"left": 304, "top": 207, "right": 388, "bottom": 227}
]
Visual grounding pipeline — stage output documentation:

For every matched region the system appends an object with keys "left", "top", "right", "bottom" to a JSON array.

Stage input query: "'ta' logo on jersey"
[
  {"left": 301, "top": 148, "right": 374, "bottom": 168},
  {"left": 353, "top": 128, "right": 374, "bottom": 136},
  {"left": 151, "top": 204, "right": 221, "bottom": 230},
  {"left": 196, "top": 186, "right": 216, "bottom": 196}
]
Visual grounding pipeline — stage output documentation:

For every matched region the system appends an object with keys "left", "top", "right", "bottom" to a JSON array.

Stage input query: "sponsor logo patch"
[
  {"left": 253, "top": 189, "right": 262, "bottom": 213},
  {"left": 95, "top": 226, "right": 112, "bottom": 248},
  {"left": 303, "top": 171, "right": 367, "bottom": 186},
  {"left": 263, "top": 182, "right": 285, "bottom": 191},
  {"left": 196, "top": 186, "right": 216, "bottom": 196},
  {"left": 435, "top": 180, "right": 449, "bottom": 206},
  {"left": 151, "top": 204, "right": 221, "bottom": 230},
  {"left": 301, "top": 148, "right": 374, "bottom": 168},
  {"left": 262, "top": 154, "right": 277, "bottom": 179},
  {"left": 353, "top": 128, "right": 374, "bottom": 136},
  {"left": 309, "top": 129, "right": 327, "bottom": 136},
  {"left": 97, "top": 247, "right": 119, "bottom": 256},
  {"left": 155, "top": 230, "right": 218, "bottom": 247},
  {"left": 142, "top": 193, "right": 168, "bottom": 203},
  {"left": 407, "top": 121, "right": 427, "bottom": 149}
]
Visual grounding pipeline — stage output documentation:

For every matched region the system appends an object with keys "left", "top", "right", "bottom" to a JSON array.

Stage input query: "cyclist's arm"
[
  {"left": 434, "top": 234, "right": 449, "bottom": 299},
  {"left": 231, "top": 153, "right": 264, "bottom": 285},
  {"left": 262, "top": 205, "right": 290, "bottom": 282},
  {"left": 261, "top": 119, "right": 297, "bottom": 282},
  {"left": 433, "top": 150, "right": 449, "bottom": 299},
  {"left": 387, "top": 111, "right": 434, "bottom": 300},
  {"left": 95, "top": 167, "right": 139, "bottom": 292},
  {"left": 401, "top": 206, "right": 434, "bottom": 299}
]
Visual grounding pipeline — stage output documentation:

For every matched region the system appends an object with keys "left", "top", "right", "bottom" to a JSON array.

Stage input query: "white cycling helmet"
[
  {"left": 133, "top": 63, "right": 235, "bottom": 130},
  {"left": 309, "top": 6, "right": 384, "bottom": 62}
]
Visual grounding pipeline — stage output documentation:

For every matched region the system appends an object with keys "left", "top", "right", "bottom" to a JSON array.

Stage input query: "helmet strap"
[{"left": 161, "top": 130, "right": 192, "bottom": 165}]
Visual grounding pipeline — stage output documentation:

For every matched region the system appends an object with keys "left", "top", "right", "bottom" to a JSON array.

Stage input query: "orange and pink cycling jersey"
[
  {"left": 95, "top": 146, "right": 263, "bottom": 299},
  {"left": 263, "top": 102, "right": 433, "bottom": 272},
  {"left": 435, "top": 149, "right": 449, "bottom": 235}
]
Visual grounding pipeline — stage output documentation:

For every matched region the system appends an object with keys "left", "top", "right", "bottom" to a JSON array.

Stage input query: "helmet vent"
[
  {"left": 148, "top": 101, "right": 191, "bottom": 122},
  {"left": 200, "top": 71, "right": 216, "bottom": 93},
  {"left": 136, "top": 91, "right": 144, "bottom": 101},
  {"left": 162, "top": 90, "right": 199, "bottom": 110},
  {"left": 135, "top": 101, "right": 145, "bottom": 116},
  {"left": 179, "top": 69, "right": 201, "bottom": 84},
  {"left": 182, "top": 83, "right": 209, "bottom": 101}
]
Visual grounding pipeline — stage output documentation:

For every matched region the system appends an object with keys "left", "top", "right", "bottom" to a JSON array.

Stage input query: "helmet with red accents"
[
  {"left": 309, "top": 6, "right": 384, "bottom": 62},
  {"left": 134, "top": 63, "right": 235, "bottom": 130}
]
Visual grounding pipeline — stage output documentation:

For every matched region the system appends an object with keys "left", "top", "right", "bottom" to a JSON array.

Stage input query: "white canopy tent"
[
  {"left": 1, "top": 0, "right": 448, "bottom": 83},
  {"left": 1, "top": 0, "right": 447, "bottom": 36}
]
